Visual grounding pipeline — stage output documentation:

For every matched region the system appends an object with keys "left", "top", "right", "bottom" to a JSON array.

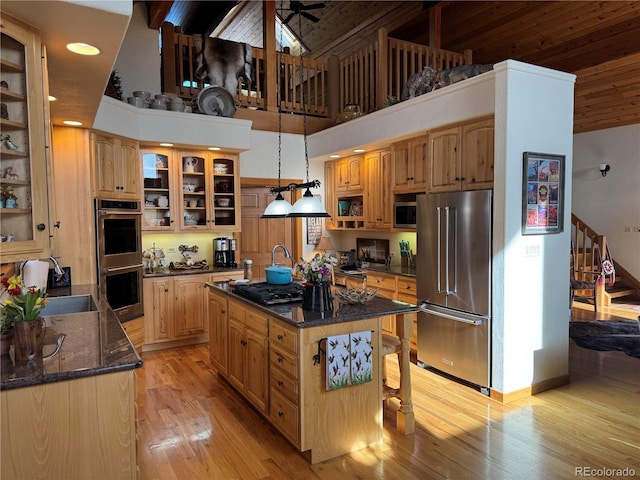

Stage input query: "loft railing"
[
  {"left": 160, "top": 23, "right": 470, "bottom": 119},
  {"left": 338, "top": 28, "right": 472, "bottom": 115}
]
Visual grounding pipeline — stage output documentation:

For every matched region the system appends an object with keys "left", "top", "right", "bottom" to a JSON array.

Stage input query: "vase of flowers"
[
  {"left": 295, "top": 253, "right": 338, "bottom": 312},
  {"left": 1, "top": 274, "right": 47, "bottom": 360}
]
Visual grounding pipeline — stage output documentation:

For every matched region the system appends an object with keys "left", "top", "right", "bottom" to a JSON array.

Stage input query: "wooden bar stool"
[{"left": 381, "top": 333, "right": 401, "bottom": 408}]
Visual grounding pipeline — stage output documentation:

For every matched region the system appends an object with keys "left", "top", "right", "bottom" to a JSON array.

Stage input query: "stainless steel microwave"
[{"left": 394, "top": 202, "right": 417, "bottom": 228}]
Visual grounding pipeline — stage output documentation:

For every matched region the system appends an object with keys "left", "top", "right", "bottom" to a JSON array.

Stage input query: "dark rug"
[{"left": 569, "top": 320, "right": 640, "bottom": 358}]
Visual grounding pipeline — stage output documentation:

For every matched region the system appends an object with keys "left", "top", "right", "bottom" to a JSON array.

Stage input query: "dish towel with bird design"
[{"left": 326, "top": 331, "right": 373, "bottom": 390}]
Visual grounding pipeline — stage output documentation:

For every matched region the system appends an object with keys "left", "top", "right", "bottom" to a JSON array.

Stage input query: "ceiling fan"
[{"left": 281, "top": 1, "right": 326, "bottom": 25}]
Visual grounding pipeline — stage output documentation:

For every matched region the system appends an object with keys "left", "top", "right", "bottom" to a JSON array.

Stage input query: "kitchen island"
[
  {"left": 206, "top": 281, "right": 418, "bottom": 464},
  {"left": 1, "top": 285, "right": 142, "bottom": 480}
]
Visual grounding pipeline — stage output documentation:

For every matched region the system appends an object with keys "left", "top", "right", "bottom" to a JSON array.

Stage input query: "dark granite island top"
[
  {"left": 206, "top": 280, "right": 419, "bottom": 328},
  {"left": 0, "top": 284, "right": 142, "bottom": 391}
]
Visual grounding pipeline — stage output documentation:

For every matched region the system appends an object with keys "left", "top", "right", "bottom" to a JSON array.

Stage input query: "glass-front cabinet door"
[
  {"left": 141, "top": 147, "right": 174, "bottom": 231},
  {"left": 0, "top": 15, "right": 50, "bottom": 263}
]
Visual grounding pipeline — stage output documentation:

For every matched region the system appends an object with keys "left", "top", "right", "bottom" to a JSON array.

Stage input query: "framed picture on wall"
[{"left": 522, "top": 151, "right": 565, "bottom": 235}]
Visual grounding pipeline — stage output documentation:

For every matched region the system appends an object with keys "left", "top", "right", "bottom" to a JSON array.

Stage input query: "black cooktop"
[{"left": 233, "top": 282, "right": 304, "bottom": 305}]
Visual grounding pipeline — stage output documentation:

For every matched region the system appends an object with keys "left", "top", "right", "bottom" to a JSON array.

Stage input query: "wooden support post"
[
  {"left": 376, "top": 27, "right": 388, "bottom": 113},
  {"left": 327, "top": 54, "right": 340, "bottom": 121},
  {"left": 263, "top": 0, "right": 278, "bottom": 113},
  {"left": 161, "top": 22, "right": 177, "bottom": 95},
  {"left": 429, "top": 4, "right": 442, "bottom": 49}
]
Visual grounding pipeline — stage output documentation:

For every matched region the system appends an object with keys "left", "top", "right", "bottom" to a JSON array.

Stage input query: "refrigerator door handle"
[
  {"left": 419, "top": 304, "right": 485, "bottom": 326},
  {"left": 444, "top": 206, "right": 457, "bottom": 295},
  {"left": 436, "top": 206, "right": 444, "bottom": 293}
]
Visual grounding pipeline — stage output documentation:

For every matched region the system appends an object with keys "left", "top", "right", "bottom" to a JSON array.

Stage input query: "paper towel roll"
[{"left": 21, "top": 260, "right": 50, "bottom": 290}]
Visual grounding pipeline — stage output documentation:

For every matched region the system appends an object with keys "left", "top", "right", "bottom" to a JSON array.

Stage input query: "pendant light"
[
  {"left": 262, "top": 3, "right": 293, "bottom": 219},
  {"left": 288, "top": 9, "right": 329, "bottom": 218}
]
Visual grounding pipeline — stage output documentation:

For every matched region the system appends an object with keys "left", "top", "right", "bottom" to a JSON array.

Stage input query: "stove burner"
[{"left": 233, "top": 282, "right": 304, "bottom": 305}]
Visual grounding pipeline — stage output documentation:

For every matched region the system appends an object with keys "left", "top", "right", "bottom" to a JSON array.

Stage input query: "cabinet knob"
[
  {"left": 277, "top": 356, "right": 283, "bottom": 363},
  {"left": 37, "top": 223, "right": 46, "bottom": 231},
  {"left": 278, "top": 411, "right": 284, "bottom": 417},
  {"left": 221, "top": 309, "right": 226, "bottom": 314},
  {"left": 277, "top": 380, "right": 284, "bottom": 387},
  {"left": 277, "top": 334, "right": 283, "bottom": 340}
]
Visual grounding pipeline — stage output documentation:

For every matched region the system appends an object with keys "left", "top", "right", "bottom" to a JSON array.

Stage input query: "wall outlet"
[
  {"left": 524, "top": 244, "right": 541, "bottom": 257},
  {"left": 167, "top": 247, "right": 176, "bottom": 253}
]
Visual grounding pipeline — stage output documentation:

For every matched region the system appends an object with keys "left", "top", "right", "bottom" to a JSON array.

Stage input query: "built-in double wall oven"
[{"left": 95, "top": 198, "right": 144, "bottom": 322}]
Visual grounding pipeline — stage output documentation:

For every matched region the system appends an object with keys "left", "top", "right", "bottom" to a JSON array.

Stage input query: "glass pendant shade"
[
  {"left": 262, "top": 192, "right": 293, "bottom": 218},
  {"left": 289, "top": 188, "right": 330, "bottom": 217}
]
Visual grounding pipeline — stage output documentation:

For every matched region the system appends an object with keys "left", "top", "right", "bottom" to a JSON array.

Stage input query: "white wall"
[
  {"left": 573, "top": 124, "right": 640, "bottom": 279},
  {"left": 113, "top": 1, "right": 162, "bottom": 100},
  {"left": 493, "top": 61, "right": 575, "bottom": 394}
]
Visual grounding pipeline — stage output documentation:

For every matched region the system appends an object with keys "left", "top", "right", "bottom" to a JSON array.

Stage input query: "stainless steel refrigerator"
[{"left": 416, "top": 190, "right": 492, "bottom": 392}]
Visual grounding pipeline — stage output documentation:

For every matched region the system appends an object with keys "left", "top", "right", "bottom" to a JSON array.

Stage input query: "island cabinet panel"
[
  {"left": 269, "top": 319, "right": 300, "bottom": 445},
  {"left": 299, "top": 317, "right": 382, "bottom": 464},
  {"left": 226, "top": 298, "right": 269, "bottom": 414},
  {"left": 208, "top": 288, "right": 229, "bottom": 374},
  {"left": 1, "top": 370, "right": 137, "bottom": 480}
]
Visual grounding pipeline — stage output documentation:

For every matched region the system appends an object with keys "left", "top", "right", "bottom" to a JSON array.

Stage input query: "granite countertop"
[
  {"left": 335, "top": 265, "right": 417, "bottom": 279},
  {"left": 143, "top": 267, "right": 243, "bottom": 278},
  {"left": 206, "top": 281, "right": 418, "bottom": 328},
  {"left": 1, "top": 285, "right": 142, "bottom": 391}
]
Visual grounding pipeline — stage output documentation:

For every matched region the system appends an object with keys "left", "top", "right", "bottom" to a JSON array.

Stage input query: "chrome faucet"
[
  {"left": 271, "top": 244, "right": 293, "bottom": 267},
  {"left": 49, "top": 255, "right": 65, "bottom": 280}
]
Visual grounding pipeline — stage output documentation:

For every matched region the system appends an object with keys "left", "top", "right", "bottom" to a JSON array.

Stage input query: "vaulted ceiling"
[{"left": 146, "top": 1, "right": 640, "bottom": 134}]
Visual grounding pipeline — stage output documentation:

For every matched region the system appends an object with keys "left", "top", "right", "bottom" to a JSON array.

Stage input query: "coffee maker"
[
  {"left": 214, "top": 237, "right": 238, "bottom": 268},
  {"left": 214, "top": 237, "right": 228, "bottom": 267}
]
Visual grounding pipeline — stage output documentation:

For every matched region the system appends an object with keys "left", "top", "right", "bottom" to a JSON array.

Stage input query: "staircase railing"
[{"left": 571, "top": 213, "right": 640, "bottom": 307}]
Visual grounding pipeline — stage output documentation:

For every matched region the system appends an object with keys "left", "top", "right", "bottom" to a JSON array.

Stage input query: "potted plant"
[
  {"left": 0, "top": 274, "right": 47, "bottom": 360},
  {"left": 294, "top": 253, "right": 338, "bottom": 311}
]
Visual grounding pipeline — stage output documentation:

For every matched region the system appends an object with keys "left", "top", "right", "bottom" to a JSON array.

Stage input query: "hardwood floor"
[{"left": 136, "top": 313, "right": 639, "bottom": 480}]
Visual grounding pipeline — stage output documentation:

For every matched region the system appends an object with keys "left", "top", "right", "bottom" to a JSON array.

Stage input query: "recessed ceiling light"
[
  {"left": 66, "top": 42, "right": 100, "bottom": 56},
  {"left": 62, "top": 120, "right": 82, "bottom": 126},
  {"left": 208, "top": 147, "right": 221, "bottom": 151},
  {"left": 160, "top": 143, "right": 173, "bottom": 147},
  {"left": 353, "top": 149, "right": 365, "bottom": 153},
  {"left": 329, "top": 154, "right": 341, "bottom": 158},
  {"left": 48, "top": 95, "right": 57, "bottom": 101}
]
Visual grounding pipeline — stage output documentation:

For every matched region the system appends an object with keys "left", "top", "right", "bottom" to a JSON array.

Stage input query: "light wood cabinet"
[
  {"left": 324, "top": 160, "right": 336, "bottom": 230},
  {"left": 177, "top": 151, "right": 240, "bottom": 231},
  {"left": 364, "top": 150, "right": 393, "bottom": 229},
  {"left": 173, "top": 275, "right": 209, "bottom": 337},
  {"left": 92, "top": 132, "right": 140, "bottom": 200},
  {"left": 335, "top": 155, "right": 363, "bottom": 192},
  {"left": 227, "top": 298, "right": 269, "bottom": 414},
  {"left": 428, "top": 117, "right": 494, "bottom": 192},
  {"left": 208, "top": 288, "right": 229, "bottom": 374},
  {"left": 0, "top": 15, "right": 51, "bottom": 263},
  {"left": 1, "top": 370, "right": 137, "bottom": 479},
  {"left": 392, "top": 135, "right": 428, "bottom": 193},
  {"left": 141, "top": 147, "right": 175, "bottom": 230},
  {"left": 143, "top": 271, "right": 243, "bottom": 349},
  {"left": 269, "top": 319, "right": 300, "bottom": 445},
  {"left": 461, "top": 118, "right": 495, "bottom": 190}
]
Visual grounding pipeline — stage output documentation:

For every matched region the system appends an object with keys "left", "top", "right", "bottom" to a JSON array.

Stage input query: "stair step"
[{"left": 606, "top": 288, "right": 637, "bottom": 299}]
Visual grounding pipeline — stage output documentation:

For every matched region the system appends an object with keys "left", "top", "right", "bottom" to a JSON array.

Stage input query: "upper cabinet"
[
  {"left": 364, "top": 150, "right": 393, "bottom": 229},
  {"left": 335, "top": 155, "right": 363, "bottom": 193},
  {"left": 140, "top": 147, "right": 241, "bottom": 232},
  {"left": 391, "top": 135, "right": 428, "bottom": 193},
  {"left": 0, "top": 15, "right": 51, "bottom": 263},
  {"left": 428, "top": 117, "right": 494, "bottom": 192},
  {"left": 92, "top": 132, "right": 140, "bottom": 200}
]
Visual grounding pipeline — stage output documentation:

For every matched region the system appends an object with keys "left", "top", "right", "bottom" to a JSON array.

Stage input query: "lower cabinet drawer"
[
  {"left": 270, "top": 365, "right": 298, "bottom": 403},
  {"left": 270, "top": 347, "right": 298, "bottom": 379},
  {"left": 270, "top": 388, "right": 299, "bottom": 446}
]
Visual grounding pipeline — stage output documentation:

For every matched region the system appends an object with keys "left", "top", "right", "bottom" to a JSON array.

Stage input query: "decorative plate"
[{"left": 197, "top": 86, "right": 236, "bottom": 117}]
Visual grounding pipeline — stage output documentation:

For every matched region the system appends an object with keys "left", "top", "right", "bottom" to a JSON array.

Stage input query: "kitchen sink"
[{"left": 42, "top": 295, "right": 98, "bottom": 316}]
